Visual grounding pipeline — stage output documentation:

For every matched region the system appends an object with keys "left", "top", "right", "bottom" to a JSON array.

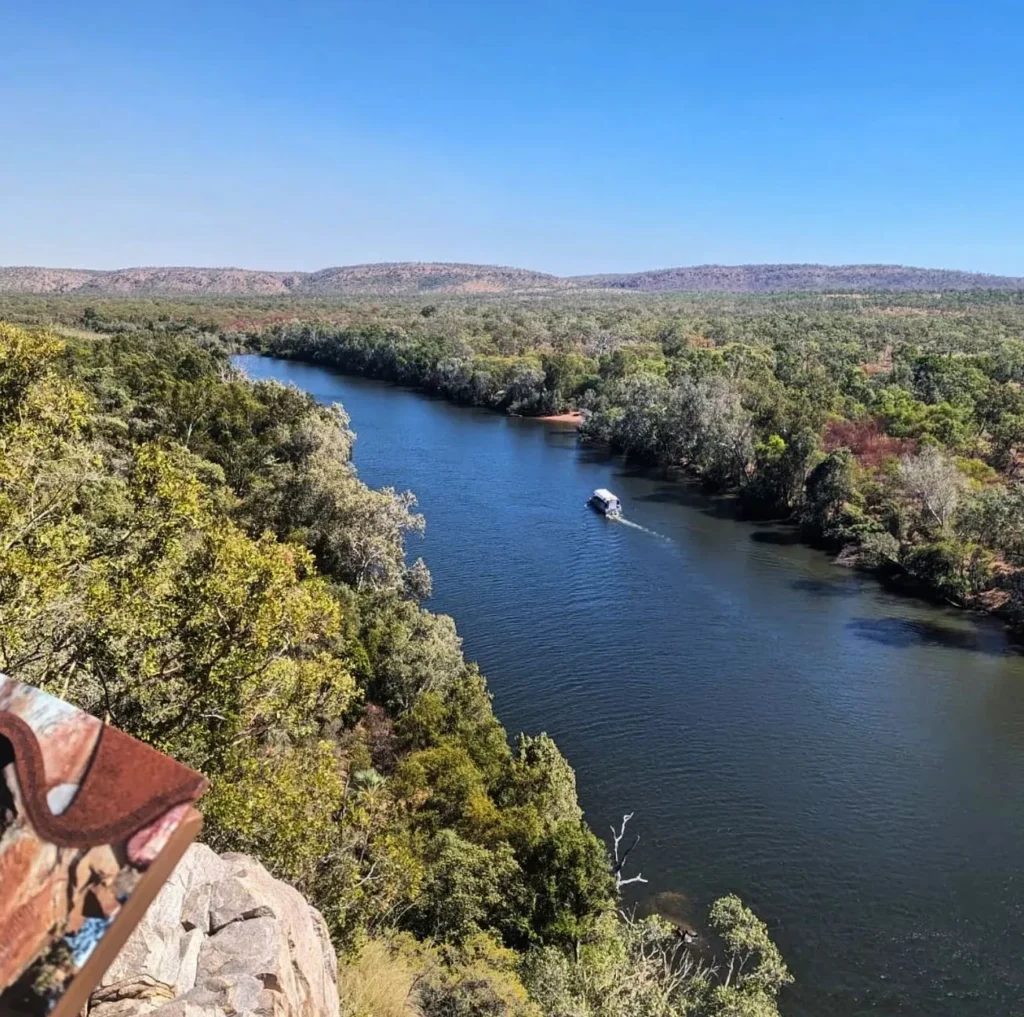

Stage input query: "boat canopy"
[{"left": 592, "top": 488, "right": 617, "bottom": 503}]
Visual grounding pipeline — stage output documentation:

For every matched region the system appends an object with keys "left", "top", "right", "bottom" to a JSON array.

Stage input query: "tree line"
[
  {"left": 238, "top": 296, "right": 1024, "bottom": 625},
  {"left": 0, "top": 320, "right": 791, "bottom": 1017}
]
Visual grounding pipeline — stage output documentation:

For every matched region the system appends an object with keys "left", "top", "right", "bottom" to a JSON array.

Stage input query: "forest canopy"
[
  {"left": 93, "top": 286, "right": 1023, "bottom": 627},
  {"left": 11, "top": 281, "right": 1022, "bottom": 1008},
  {"left": 0, "top": 315, "right": 793, "bottom": 1017}
]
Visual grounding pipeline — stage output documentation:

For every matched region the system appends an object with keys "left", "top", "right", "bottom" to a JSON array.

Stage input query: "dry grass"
[{"left": 338, "top": 939, "right": 420, "bottom": 1017}]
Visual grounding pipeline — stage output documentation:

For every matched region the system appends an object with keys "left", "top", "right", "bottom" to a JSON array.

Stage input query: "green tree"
[
  {"left": 801, "top": 448, "right": 857, "bottom": 543},
  {"left": 499, "top": 733, "right": 583, "bottom": 826}
]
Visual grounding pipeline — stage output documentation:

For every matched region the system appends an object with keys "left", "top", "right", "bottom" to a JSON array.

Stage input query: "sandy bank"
[{"left": 535, "top": 411, "right": 583, "bottom": 425}]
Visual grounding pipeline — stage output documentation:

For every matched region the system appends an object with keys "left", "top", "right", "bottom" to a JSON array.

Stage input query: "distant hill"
[
  {"left": 0, "top": 263, "right": 564, "bottom": 296},
  {"left": 574, "top": 263, "right": 1024, "bottom": 292},
  {"left": 1, "top": 261, "right": 1022, "bottom": 296}
]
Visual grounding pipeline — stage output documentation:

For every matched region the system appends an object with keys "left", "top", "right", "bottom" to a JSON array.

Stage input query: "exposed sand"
[{"left": 535, "top": 411, "right": 583, "bottom": 426}]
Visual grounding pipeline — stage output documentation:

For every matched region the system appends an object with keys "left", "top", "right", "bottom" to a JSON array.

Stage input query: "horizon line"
[{"left": 2, "top": 259, "right": 1023, "bottom": 279}]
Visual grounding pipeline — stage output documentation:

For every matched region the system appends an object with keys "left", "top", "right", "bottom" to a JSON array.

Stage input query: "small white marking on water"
[{"left": 614, "top": 517, "right": 672, "bottom": 541}]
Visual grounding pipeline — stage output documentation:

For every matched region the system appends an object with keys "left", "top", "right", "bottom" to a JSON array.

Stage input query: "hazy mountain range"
[{"left": 1, "top": 262, "right": 1022, "bottom": 296}]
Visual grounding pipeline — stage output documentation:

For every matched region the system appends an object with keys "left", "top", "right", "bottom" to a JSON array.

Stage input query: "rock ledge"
[{"left": 87, "top": 845, "right": 339, "bottom": 1017}]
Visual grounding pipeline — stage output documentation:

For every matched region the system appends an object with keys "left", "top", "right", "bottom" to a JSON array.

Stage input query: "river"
[{"left": 235, "top": 354, "right": 1024, "bottom": 1017}]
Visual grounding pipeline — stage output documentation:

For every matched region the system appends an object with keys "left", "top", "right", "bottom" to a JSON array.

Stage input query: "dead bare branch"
[{"left": 611, "top": 812, "right": 648, "bottom": 890}]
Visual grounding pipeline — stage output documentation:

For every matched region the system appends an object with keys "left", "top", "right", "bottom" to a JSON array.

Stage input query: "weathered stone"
[
  {"left": 91, "top": 975, "right": 176, "bottom": 1003},
  {"left": 197, "top": 917, "right": 280, "bottom": 983},
  {"left": 135, "top": 1003, "right": 225, "bottom": 1017},
  {"left": 88, "top": 845, "right": 339, "bottom": 1017},
  {"left": 208, "top": 870, "right": 276, "bottom": 933},
  {"left": 88, "top": 976, "right": 176, "bottom": 1017},
  {"left": 173, "top": 929, "right": 204, "bottom": 997},
  {"left": 90, "top": 998, "right": 169, "bottom": 1017},
  {"left": 180, "top": 883, "right": 213, "bottom": 934}
]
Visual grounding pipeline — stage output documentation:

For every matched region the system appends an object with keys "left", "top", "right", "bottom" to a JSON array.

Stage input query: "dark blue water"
[{"left": 235, "top": 355, "right": 1024, "bottom": 1017}]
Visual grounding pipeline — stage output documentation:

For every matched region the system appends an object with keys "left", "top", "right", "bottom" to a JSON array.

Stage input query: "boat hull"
[{"left": 589, "top": 496, "right": 622, "bottom": 519}]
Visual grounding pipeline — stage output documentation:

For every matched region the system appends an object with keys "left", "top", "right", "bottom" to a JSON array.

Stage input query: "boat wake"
[{"left": 615, "top": 516, "right": 672, "bottom": 541}]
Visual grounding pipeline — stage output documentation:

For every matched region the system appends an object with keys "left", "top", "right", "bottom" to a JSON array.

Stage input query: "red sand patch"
[{"left": 536, "top": 411, "right": 583, "bottom": 426}]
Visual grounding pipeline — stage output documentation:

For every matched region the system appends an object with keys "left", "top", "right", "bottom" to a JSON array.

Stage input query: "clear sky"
[{"left": 1, "top": 0, "right": 1022, "bottom": 275}]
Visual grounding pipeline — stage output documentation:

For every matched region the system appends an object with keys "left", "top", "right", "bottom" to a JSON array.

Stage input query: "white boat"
[{"left": 589, "top": 488, "right": 622, "bottom": 518}]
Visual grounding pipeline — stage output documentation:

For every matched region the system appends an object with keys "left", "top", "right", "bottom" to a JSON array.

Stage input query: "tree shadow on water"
[
  {"left": 575, "top": 446, "right": 618, "bottom": 468},
  {"left": 749, "top": 528, "right": 804, "bottom": 546},
  {"left": 791, "top": 577, "right": 865, "bottom": 597},
  {"left": 615, "top": 460, "right": 662, "bottom": 480},
  {"left": 846, "top": 617, "right": 1021, "bottom": 657},
  {"left": 542, "top": 431, "right": 580, "bottom": 450},
  {"left": 637, "top": 484, "right": 740, "bottom": 520}
]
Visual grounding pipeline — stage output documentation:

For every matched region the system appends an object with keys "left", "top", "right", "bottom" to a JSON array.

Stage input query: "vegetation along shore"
[
  {"left": 3, "top": 282, "right": 1023, "bottom": 633},
  {"left": 0, "top": 310, "right": 793, "bottom": 1017}
]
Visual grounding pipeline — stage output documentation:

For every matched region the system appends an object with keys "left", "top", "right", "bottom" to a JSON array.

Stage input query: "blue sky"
[{"left": 1, "top": 0, "right": 1022, "bottom": 274}]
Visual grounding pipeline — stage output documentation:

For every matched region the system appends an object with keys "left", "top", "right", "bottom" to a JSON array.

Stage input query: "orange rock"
[{"left": 0, "top": 764, "right": 75, "bottom": 988}]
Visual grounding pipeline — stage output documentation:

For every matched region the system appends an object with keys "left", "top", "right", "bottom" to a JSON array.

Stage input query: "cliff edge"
[{"left": 85, "top": 844, "right": 340, "bottom": 1017}]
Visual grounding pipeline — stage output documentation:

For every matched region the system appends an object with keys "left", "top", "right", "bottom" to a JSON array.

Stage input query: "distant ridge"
[
  {"left": 1, "top": 261, "right": 1022, "bottom": 296},
  {"left": 573, "top": 263, "right": 1024, "bottom": 293}
]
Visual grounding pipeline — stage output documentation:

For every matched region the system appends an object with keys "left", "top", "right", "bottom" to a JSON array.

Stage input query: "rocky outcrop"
[{"left": 86, "top": 845, "right": 339, "bottom": 1017}]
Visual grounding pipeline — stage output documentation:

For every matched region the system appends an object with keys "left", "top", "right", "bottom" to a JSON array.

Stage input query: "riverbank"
[
  {"left": 661, "top": 462, "right": 1024, "bottom": 639},
  {"left": 234, "top": 352, "right": 1024, "bottom": 1017},
  {"left": 244, "top": 349, "right": 1023, "bottom": 639},
  {"left": 535, "top": 410, "right": 583, "bottom": 425}
]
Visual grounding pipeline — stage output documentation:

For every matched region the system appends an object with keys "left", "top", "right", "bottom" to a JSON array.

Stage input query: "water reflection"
[
  {"left": 637, "top": 484, "right": 740, "bottom": 520},
  {"left": 749, "top": 528, "right": 805, "bottom": 546},
  {"left": 790, "top": 577, "right": 865, "bottom": 597},
  {"left": 846, "top": 616, "right": 1020, "bottom": 657}
]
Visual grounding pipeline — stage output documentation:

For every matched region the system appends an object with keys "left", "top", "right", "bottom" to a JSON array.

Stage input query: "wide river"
[{"left": 236, "top": 355, "right": 1024, "bottom": 1017}]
